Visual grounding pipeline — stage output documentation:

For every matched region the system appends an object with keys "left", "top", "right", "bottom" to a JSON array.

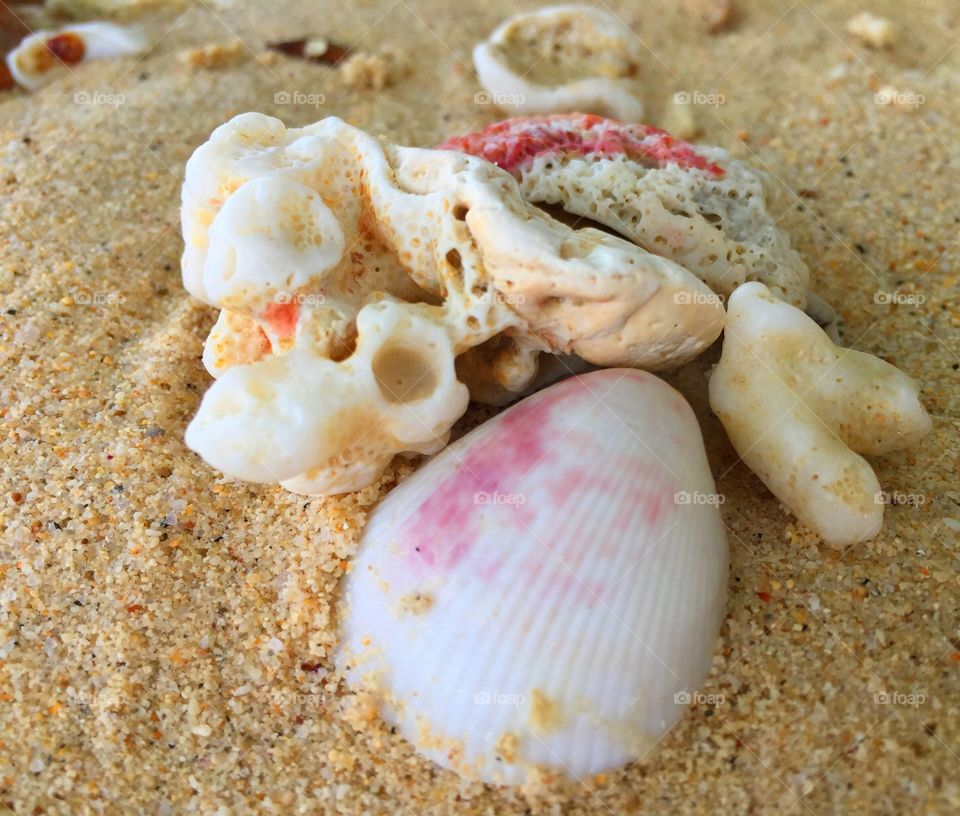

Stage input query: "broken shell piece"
[
  {"left": 473, "top": 6, "right": 644, "bottom": 121},
  {"left": 6, "top": 22, "right": 147, "bottom": 91},
  {"left": 709, "top": 282, "right": 932, "bottom": 547},
  {"left": 439, "top": 114, "right": 811, "bottom": 308},
  {"left": 182, "top": 113, "right": 723, "bottom": 495},
  {"left": 267, "top": 36, "right": 351, "bottom": 65},
  {"left": 339, "top": 369, "right": 728, "bottom": 784}
]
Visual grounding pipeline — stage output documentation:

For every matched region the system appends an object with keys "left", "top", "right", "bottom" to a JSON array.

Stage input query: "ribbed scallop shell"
[{"left": 338, "top": 369, "right": 727, "bottom": 784}]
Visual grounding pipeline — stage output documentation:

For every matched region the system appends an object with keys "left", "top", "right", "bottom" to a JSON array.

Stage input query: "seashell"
[
  {"left": 6, "top": 22, "right": 147, "bottom": 92},
  {"left": 338, "top": 369, "right": 728, "bottom": 784}
]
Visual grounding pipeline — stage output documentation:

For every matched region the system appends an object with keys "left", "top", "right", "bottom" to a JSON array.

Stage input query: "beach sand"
[{"left": 0, "top": 0, "right": 958, "bottom": 812}]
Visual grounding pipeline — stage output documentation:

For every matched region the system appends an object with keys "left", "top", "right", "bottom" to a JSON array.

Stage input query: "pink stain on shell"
[
  {"left": 610, "top": 481, "right": 673, "bottom": 534},
  {"left": 437, "top": 113, "right": 726, "bottom": 178},
  {"left": 404, "top": 385, "right": 560, "bottom": 570},
  {"left": 402, "top": 371, "right": 679, "bottom": 588}
]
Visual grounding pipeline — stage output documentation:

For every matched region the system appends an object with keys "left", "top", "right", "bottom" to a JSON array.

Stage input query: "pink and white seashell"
[{"left": 338, "top": 369, "right": 728, "bottom": 785}]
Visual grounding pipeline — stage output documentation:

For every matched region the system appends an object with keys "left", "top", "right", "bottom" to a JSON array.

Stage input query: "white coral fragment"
[
  {"left": 6, "top": 22, "right": 147, "bottom": 91},
  {"left": 439, "top": 114, "right": 811, "bottom": 309},
  {"left": 709, "top": 282, "right": 932, "bottom": 546},
  {"left": 181, "top": 113, "right": 723, "bottom": 495},
  {"left": 473, "top": 5, "right": 645, "bottom": 121},
  {"left": 187, "top": 300, "right": 469, "bottom": 495},
  {"left": 846, "top": 12, "right": 895, "bottom": 49}
]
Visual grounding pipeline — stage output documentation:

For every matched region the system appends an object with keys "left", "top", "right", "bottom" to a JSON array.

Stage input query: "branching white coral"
[
  {"left": 181, "top": 113, "right": 724, "bottom": 495},
  {"left": 708, "top": 282, "right": 932, "bottom": 546},
  {"left": 473, "top": 6, "right": 645, "bottom": 121}
]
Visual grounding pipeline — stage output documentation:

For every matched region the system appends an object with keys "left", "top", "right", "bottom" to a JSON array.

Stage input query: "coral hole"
[
  {"left": 373, "top": 345, "right": 438, "bottom": 403},
  {"left": 445, "top": 248, "right": 462, "bottom": 270}
]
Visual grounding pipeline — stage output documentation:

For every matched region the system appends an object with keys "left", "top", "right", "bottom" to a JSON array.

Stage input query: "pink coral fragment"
[{"left": 438, "top": 113, "right": 725, "bottom": 178}]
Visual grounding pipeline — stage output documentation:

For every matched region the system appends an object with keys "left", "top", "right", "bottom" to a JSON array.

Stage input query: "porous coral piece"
[
  {"left": 473, "top": 5, "right": 644, "bottom": 121},
  {"left": 181, "top": 113, "right": 723, "bottom": 495},
  {"left": 340, "top": 51, "right": 402, "bottom": 90},
  {"left": 188, "top": 299, "right": 469, "bottom": 495},
  {"left": 439, "top": 113, "right": 811, "bottom": 308},
  {"left": 178, "top": 39, "right": 246, "bottom": 70},
  {"left": 708, "top": 282, "right": 932, "bottom": 547}
]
